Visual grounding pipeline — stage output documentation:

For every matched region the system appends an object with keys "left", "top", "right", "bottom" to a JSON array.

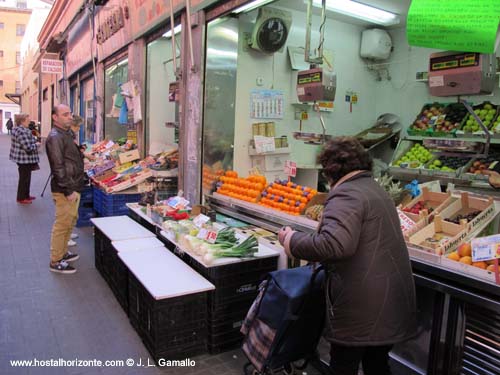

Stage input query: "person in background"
[
  {"left": 6, "top": 117, "right": 13, "bottom": 135},
  {"left": 9, "top": 114, "right": 40, "bottom": 204},
  {"left": 278, "top": 137, "right": 417, "bottom": 375},
  {"left": 46, "top": 104, "right": 85, "bottom": 274}
]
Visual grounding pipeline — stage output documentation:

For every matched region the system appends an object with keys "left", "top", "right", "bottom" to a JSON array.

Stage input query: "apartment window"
[
  {"left": 17, "top": 1, "right": 27, "bottom": 9},
  {"left": 16, "top": 51, "right": 20, "bottom": 65},
  {"left": 5, "top": 111, "right": 11, "bottom": 119},
  {"left": 0, "top": 23, "right": 4, "bottom": 29},
  {"left": 0, "top": 80, "right": 3, "bottom": 88},
  {"left": 16, "top": 24, "right": 25, "bottom": 36},
  {"left": 42, "top": 88, "right": 48, "bottom": 101},
  {"left": 0, "top": 51, "right": 3, "bottom": 57},
  {"left": 15, "top": 81, "right": 20, "bottom": 94}
]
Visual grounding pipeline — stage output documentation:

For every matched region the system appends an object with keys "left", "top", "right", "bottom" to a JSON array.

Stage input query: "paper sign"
[
  {"left": 284, "top": 160, "right": 297, "bottom": 177},
  {"left": 193, "top": 214, "right": 211, "bottom": 228},
  {"left": 197, "top": 228, "right": 218, "bottom": 243},
  {"left": 254, "top": 136, "right": 276, "bottom": 154},
  {"left": 429, "top": 76, "right": 444, "bottom": 88},
  {"left": 397, "top": 208, "right": 416, "bottom": 232},
  {"left": 471, "top": 234, "right": 500, "bottom": 261},
  {"left": 407, "top": 0, "right": 500, "bottom": 53}
]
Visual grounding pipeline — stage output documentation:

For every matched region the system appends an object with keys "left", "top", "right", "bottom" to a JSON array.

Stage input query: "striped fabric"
[{"left": 241, "top": 280, "right": 277, "bottom": 372}]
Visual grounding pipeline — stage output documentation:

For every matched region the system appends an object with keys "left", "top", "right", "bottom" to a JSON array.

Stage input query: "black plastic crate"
[
  {"left": 207, "top": 309, "right": 246, "bottom": 336},
  {"left": 207, "top": 333, "right": 243, "bottom": 355},
  {"left": 128, "top": 273, "right": 208, "bottom": 360},
  {"left": 94, "top": 228, "right": 106, "bottom": 276},
  {"left": 128, "top": 207, "right": 157, "bottom": 233},
  {"left": 208, "top": 294, "right": 255, "bottom": 316}
]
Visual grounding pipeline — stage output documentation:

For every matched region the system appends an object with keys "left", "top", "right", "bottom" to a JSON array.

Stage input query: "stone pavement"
[{"left": 0, "top": 133, "right": 416, "bottom": 375}]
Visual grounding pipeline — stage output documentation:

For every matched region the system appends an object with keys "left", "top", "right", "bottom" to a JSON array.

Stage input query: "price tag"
[
  {"left": 205, "top": 230, "right": 218, "bottom": 244},
  {"left": 196, "top": 228, "right": 218, "bottom": 244},
  {"left": 471, "top": 234, "right": 500, "bottom": 262},
  {"left": 254, "top": 136, "right": 275, "bottom": 154},
  {"left": 193, "top": 214, "right": 210, "bottom": 228},
  {"left": 284, "top": 160, "right": 297, "bottom": 177}
]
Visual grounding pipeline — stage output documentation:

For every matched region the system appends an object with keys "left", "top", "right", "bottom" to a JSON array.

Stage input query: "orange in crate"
[
  {"left": 259, "top": 180, "right": 317, "bottom": 215},
  {"left": 216, "top": 171, "right": 266, "bottom": 203}
]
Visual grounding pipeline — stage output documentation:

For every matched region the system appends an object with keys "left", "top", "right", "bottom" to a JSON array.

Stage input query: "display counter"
[{"left": 199, "top": 194, "right": 500, "bottom": 375}]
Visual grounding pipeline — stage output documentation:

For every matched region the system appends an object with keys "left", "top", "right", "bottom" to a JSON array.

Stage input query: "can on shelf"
[
  {"left": 265, "top": 122, "right": 275, "bottom": 137},
  {"left": 258, "top": 122, "right": 267, "bottom": 136},
  {"left": 281, "top": 135, "right": 288, "bottom": 148},
  {"left": 252, "top": 123, "right": 260, "bottom": 136},
  {"left": 274, "top": 137, "right": 282, "bottom": 148}
]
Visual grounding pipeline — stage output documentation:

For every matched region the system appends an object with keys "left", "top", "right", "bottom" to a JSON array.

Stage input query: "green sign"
[{"left": 407, "top": 0, "right": 500, "bottom": 53}]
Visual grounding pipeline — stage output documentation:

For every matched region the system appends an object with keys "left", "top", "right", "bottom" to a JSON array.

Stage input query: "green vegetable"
[{"left": 203, "top": 235, "right": 259, "bottom": 264}]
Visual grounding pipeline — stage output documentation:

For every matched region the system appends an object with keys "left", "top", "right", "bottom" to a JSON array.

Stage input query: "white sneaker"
[
  {"left": 67, "top": 239, "right": 77, "bottom": 247},
  {"left": 70, "top": 233, "right": 79, "bottom": 239}
]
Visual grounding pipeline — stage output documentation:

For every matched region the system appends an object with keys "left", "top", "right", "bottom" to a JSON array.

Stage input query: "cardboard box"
[
  {"left": 119, "top": 149, "right": 140, "bottom": 164},
  {"left": 408, "top": 216, "right": 469, "bottom": 255}
]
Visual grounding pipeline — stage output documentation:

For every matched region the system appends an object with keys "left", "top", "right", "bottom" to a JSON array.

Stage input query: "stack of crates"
[
  {"left": 76, "top": 185, "right": 95, "bottom": 227},
  {"left": 93, "top": 188, "right": 142, "bottom": 217},
  {"left": 128, "top": 273, "right": 208, "bottom": 361},
  {"left": 166, "top": 243, "right": 278, "bottom": 354}
]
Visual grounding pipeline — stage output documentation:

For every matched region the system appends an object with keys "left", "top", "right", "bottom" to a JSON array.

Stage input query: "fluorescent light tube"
[
  {"left": 163, "top": 24, "right": 182, "bottom": 38},
  {"left": 233, "top": 0, "right": 274, "bottom": 14},
  {"left": 312, "top": 0, "right": 400, "bottom": 26}
]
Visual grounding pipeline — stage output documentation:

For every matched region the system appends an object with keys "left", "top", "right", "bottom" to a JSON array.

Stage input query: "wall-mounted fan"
[{"left": 249, "top": 7, "right": 292, "bottom": 54}]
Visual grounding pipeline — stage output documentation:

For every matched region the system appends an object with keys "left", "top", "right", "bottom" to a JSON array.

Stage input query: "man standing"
[
  {"left": 46, "top": 104, "right": 84, "bottom": 274},
  {"left": 6, "top": 117, "right": 13, "bottom": 134}
]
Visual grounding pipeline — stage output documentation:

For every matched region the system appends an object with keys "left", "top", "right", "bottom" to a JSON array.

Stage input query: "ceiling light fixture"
[
  {"left": 312, "top": 0, "right": 400, "bottom": 26},
  {"left": 163, "top": 24, "right": 182, "bottom": 38},
  {"left": 233, "top": 0, "right": 275, "bottom": 14}
]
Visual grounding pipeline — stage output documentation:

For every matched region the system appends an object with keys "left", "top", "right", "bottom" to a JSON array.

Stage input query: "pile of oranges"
[
  {"left": 259, "top": 181, "right": 317, "bottom": 216},
  {"left": 216, "top": 171, "right": 267, "bottom": 202},
  {"left": 446, "top": 242, "right": 497, "bottom": 272},
  {"left": 202, "top": 165, "right": 224, "bottom": 192}
]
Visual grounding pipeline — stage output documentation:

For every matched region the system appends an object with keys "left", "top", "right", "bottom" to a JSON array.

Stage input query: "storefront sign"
[
  {"left": 41, "top": 59, "right": 63, "bottom": 74},
  {"left": 66, "top": 15, "right": 93, "bottom": 76},
  {"left": 97, "top": 6, "right": 129, "bottom": 45}
]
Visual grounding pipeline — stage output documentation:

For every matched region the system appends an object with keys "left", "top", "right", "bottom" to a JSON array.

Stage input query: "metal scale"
[
  {"left": 427, "top": 51, "right": 496, "bottom": 158},
  {"left": 293, "top": 0, "right": 336, "bottom": 145}
]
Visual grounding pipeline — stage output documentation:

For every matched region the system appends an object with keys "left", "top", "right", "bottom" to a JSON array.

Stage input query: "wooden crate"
[
  {"left": 438, "top": 192, "right": 495, "bottom": 233},
  {"left": 408, "top": 216, "right": 469, "bottom": 255}
]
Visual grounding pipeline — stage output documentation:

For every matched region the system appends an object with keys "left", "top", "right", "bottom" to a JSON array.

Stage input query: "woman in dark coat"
[{"left": 278, "top": 137, "right": 417, "bottom": 375}]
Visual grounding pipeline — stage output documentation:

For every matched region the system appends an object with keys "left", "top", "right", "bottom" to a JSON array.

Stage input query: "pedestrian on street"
[
  {"left": 9, "top": 113, "right": 40, "bottom": 204},
  {"left": 278, "top": 137, "right": 417, "bottom": 375},
  {"left": 46, "top": 104, "right": 85, "bottom": 274},
  {"left": 6, "top": 118, "right": 13, "bottom": 134}
]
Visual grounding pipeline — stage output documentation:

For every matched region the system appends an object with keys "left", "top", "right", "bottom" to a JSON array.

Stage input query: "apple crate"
[
  {"left": 462, "top": 154, "right": 500, "bottom": 181},
  {"left": 407, "top": 244, "right": 442, "bottom": 265},
  {"left": 408, "top": 216, "right": 469, "bottom": 255},
  {"left": 389, "top": 140, "right": 427, "bottom": 172},
  {"left": 400, "top": 187, "right": 454, "bottom": 223},
  {"left": 437, "top": 192, "right": 496, "bottom": 233},
  {"left": 407, "top": 102, "right": 449, "bottom": 136},
  {"left": 458, "top": 101, "right": 499, "bottom": 135}
]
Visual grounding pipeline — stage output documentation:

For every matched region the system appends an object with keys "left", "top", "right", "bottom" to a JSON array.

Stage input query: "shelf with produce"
[{"left": 403, "top": 135, "right": 500, "bottom": 145}]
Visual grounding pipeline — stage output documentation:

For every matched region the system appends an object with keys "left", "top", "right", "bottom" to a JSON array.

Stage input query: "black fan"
[{"left": 255, "top": 17, "right": 289, "bottom": 53}]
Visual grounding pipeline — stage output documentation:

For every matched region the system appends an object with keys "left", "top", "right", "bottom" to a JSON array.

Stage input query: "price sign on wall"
[{"left": 284, "top": 160, "right": 297, "bottom": 177}]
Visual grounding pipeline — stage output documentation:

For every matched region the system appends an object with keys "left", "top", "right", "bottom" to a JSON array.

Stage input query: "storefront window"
[
  {"left": 201, "top": 18, "right": 239, "bottom": 195},
  {"left": 82, "top": 78, "right": 95, "bottom": 144},
  {"left": 104, "top": 59, "right": 128, "bottom": 142},
  {"left": 145, "top": 34, "right": 179, "bottom": 155}
]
